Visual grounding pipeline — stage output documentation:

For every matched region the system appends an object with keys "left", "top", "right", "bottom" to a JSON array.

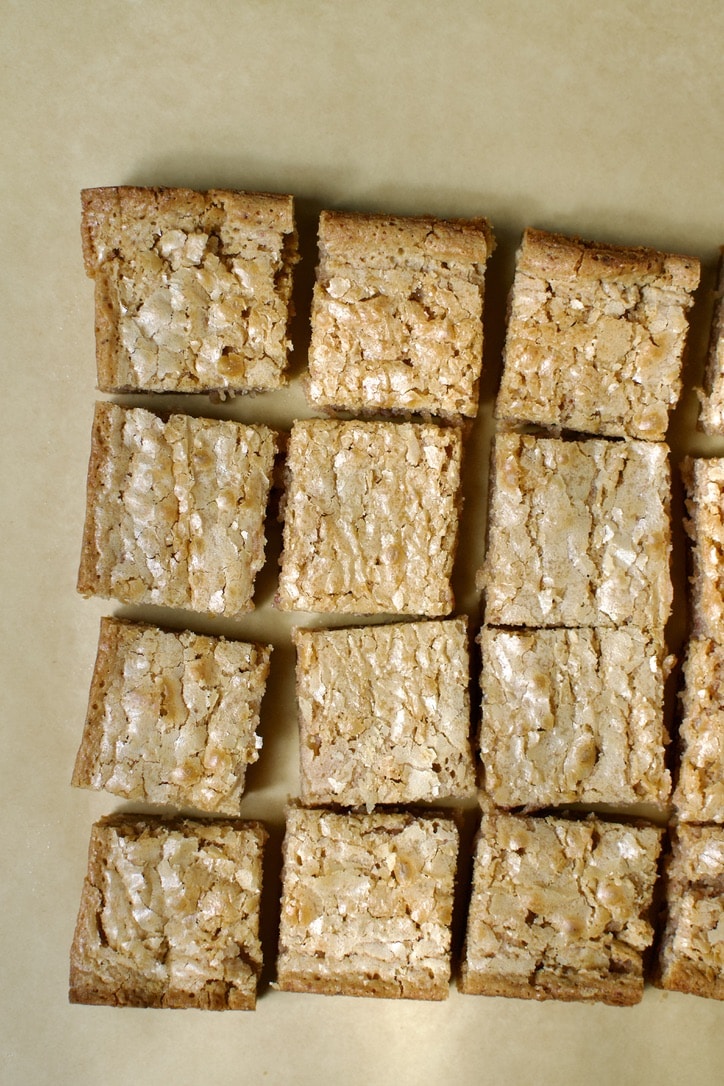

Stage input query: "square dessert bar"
[
  {"left": 276, "top": 419, "right": 463, "bottom": 615},
  {"left": 479, "top": 432, "right": 672, "bottom": 629},
  {"left": 460, "top": 808, "right": 663, "bottom": 1005},
  {"left": 69, "top": 816, "right": 267, "bottom": 1009},
  {"left": 72, "top": 617, "right": 271, "bottom": 815},
  {"left": 684, "top": 457, "right": 724, "bottom": 641},
  {"left": 306, "top": 210, "right": 494, "bottom": 419},
  {"left": 656, "top": 824, "right": 724, "bottom": 1000},
  {"left": 479, "top": 626, "right": 671, "bottom": 810},
  {"left": 698, "top": 248, "right": 724, "bottom": 434},
  {"left": 673, "top": 638, "right": 724, "bottom": 823},
  {"left": 495, "top": 227, "right": 700, "bottom": 440},
  {"left": 276, "top": 807, "right": 459, "bottom": 1000},
  {"left": 81, "top": 186, "right": 298, "bottom": 394},
  {"left": 77, "top": 402, "right": 277, "bottom": 616},
  {"left": 293, "top": 618, "right": 476, "bottom": 807}
]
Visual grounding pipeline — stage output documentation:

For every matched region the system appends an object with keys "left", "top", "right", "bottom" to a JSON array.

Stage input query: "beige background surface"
[{"left": 2, "top": 2, "right": 724, "bottom": 1084}]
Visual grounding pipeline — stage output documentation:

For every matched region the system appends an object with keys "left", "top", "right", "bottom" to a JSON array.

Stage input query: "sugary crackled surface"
[
  {"left": 657, "top": 824, "right": 724, "bottom": 1000},
  {"left": 698, "top": 249, "right": 724, "bottom": 434},
  {"left": 495, "top": 227, "right": 700, "bottom": 439},
  {"left": 77, "top": 402, "right": 277, "bottom": 616},
  {"left": 674, "top": 638, "right": 724, "bottom": 823},
  {"left": 293, "top": 618, "right": 476, "bottom": 807},
  {"left": 307, "top": 211, "right": 493, "bottom": 418},
  {"left": 479, "top": 626, "right": 671, "bottom": 809},
  {"left": 69, "top": 817, "right": 267, "bottom": 1009},
  {"left": 72, "top": 617, "right": 271, "bottom": 815},
  {"left": 276, "top": 419, "right": 463, "bottom": 615},
  {"left": 81, "top": 187, "right": 298, "bottom": 393},
  {"left": 684, "top": 457, "right": 724, "bottom": 641},
  {"left": 460, "top": 810, "right": 662, "bottom": 1005},
  {"left": 276, "top": 808, "right": 459, "bottom": 1000},
  {"left": 479, "top": 432, "right": 672, "bottom": 629}
]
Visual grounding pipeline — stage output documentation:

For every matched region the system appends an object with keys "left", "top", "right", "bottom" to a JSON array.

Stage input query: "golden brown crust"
[
  {"left": 293, "top": 618, "right": 476, "bottom": 807},
  {"left": 655, "top": 824, "right": 724, "bottom": 1000},
  {"left": 683, "top": 457, "right": 724, "bottom": 641},
  {"left": 673, "top": 637, "right": 724, "bottom": 823},
  {"left": 275, "top": 807, "right": 458, "bottom": 1000},
  {"left": 81, "top": 186, "right": 296, "bottom": 271},
  {"left": 458, "top": 966, "right": 643, "bottom": 1006},
  {"left": 69, "top": 816, "right": 267, "bottom": 1010},
  {"left": 71, "top": 617, "right": 271, "bottom": 814},
  {"left": 479, "top": 626, "right": 671, "bottom": 810},
  {"left": 699, "top": 247, "right": 724, "bottom": 433},
  {"left": 77, "top": 402, "right": 278, "bottom": 616},
  {"left": 479, "top": 433, "right": 672, "bottom": 630},
  {"left": 80, "top": 186, "right": 298, "bottom": 393},
  {"left": 496, "top": 227, "right": 700, "bottom": 439},
  {"left": 276, "top": 419, "right": 463, "bottom": 615},
  {"left": 460, "top": 809, "right": 662, "bottom": 1006},
  {"left": 307, "top": 211, "right": 494, "bottom": 418},
  {"left": 318, "top": 209, "right": 494, "bottom": 276},
  {"left": 518, "top": 226, "right": 700, "bottom": 291}
]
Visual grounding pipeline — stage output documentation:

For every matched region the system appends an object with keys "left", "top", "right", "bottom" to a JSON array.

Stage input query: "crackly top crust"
[
  {"left": 69, "top": 815, "right": 267, "bottom": 1009},
  {"left": 515, "top": 227, "right": 700, "bottom": 291},
  {"left": 293, "top": 618, "right": 476, "bottom": 807},
  {"left": 496, "top": 227, "right": 700, "bottom": 440},
  {"left": 276, "top": 806, "right": 459, "bottom": 1000},
  {"left": 276, "top": 419, "right": 463, "bottom": 616},
  {"left": 460, "top": 809, "right": 662, "bottom": 1005},
  {"left": 699, "top": 249, "right": 724, "bottom": 434},
  {"left": 77, "top": 402, "right": 277, "bottom": 616},
  {"left": 673, "top": 637, "right": 724, "bottom": 823},
  {"left": 479, "top": 432, "right": 672, "bottom": 630},
  {"left": 81, "top": 186, "right": 298, "bottom": 393},
  {"left": 72, "top": 617, "right": 271, "bottom": 814},
  {"left": 656, "top": 824, "right": 724, "bottom": 1000},
  {"left": 684, "top": 457, "right": 724, "bottom": 641},
  {"left": 479, "top": 626, "right": 671, "bottom": 810},
  {"left": 306, "top": 211, "right": 494, "bottom": 419}
]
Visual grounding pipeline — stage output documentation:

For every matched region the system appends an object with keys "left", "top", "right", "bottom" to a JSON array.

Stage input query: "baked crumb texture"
[
  {"left": 276, "top": 807, "right": 459, "bottom": 1000},
  {"left": 673, "top": 638, "right": 724, "bottom": 823},
  {"left": 684, "top": 457, "right": 724, "bottom": 641},
  {"left": 276, "top": 419, "right": 463, "bottom": 615},
  {"left": 460, "top": 809, "right": 662, "bottom": 1005},
  {"left": 71, "top": 617, "right": 271, "bottom": 815},
  {"left": 69, "top": 816, "right": 267, "bottom": 1009},
  {"left": 495, "top": 227, "right": 700, "bottom": 440},
  {"left": 293, "top": 618, "right": 476, "bottom": 807},
  {"left": 479, "top": 626, "right": 671, "bottom": 810},
  {"left": 479, "top": 432, "right": 672, "bottom": 630},
  {"left": 656, "top": 824, "right": 724, "bottom": 1000},
  {"left": 81, "top": 186, "right": 299, "bottom": 394},
  {"left": 77, "top": 402, "right": 277, "bottom": 616},
  {"left": 306, "top": 210, "right": 494, "bottom": 419},
  {"left": 698, "top": 248, "right": 724, "bottom": 434}
]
